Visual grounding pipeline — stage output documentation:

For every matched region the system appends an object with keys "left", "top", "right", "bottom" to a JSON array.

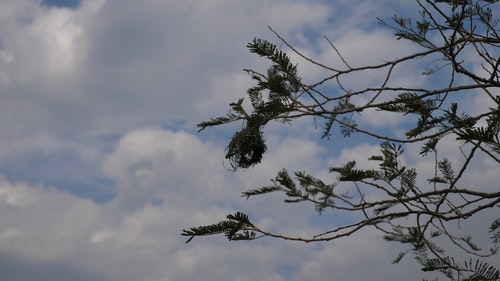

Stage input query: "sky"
[{"left": 0, "top": 0, "right": 498, "bottom": 280}]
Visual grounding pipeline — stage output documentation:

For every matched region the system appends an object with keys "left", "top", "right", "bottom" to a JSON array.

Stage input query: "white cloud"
[
  {"left": 291, "top": 229, "right": 424, "bottom": 281},
  {"left": 0, "top": 175, "right": 100, "bottom": 261},
  {"left": 0, "top": 0, "right": 420, "bottom": 139},
  {"left": 0, "top": 126, "right": 495, "bottom": 281},
  {"left": 101, "top": 127, "right": 233, "bottom": 210},
  {"left": 0, "top": 124, "right": 427, "bottom": 281},
  {"left": 0, "top": 128, "right": 374, "bottom": 281},
  {"left": 0, "top": 0, "right": 96, "bottom": 85}
]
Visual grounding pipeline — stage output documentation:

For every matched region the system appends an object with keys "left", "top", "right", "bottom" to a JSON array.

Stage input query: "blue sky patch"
[{"left": 41, "top": 0, "right": 81, "bottom": 9}]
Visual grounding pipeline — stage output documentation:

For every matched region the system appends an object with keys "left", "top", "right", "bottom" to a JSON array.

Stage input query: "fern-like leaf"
[
  {"left": 465, "top": 259, "right": 500, "bottom": 281},
  {"left": 490, "top": 218, "right": 500, "bottom": 244},
  {"left": 182, "top": 212, "right": 254, "bottom": 243},
  {"left": 242, "top": 186, "right": 283, "bottom": 199}
]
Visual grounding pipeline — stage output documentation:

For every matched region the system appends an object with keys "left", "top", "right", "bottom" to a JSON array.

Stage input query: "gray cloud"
[{"left": 0, "top": 252, "right": 111, "bottom": 281}]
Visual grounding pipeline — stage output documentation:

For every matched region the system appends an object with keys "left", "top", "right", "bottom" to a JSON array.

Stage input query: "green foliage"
[
  {"left": 186, "top": 0, "right": 500, "bottom": 280},
  {"left": 388, "top": 0, "right": 500, "bottom": 49},
  {"left": 243, "top": 169, "right": 340, "bottom": 214},
  {"left": 197, "top": 38, "right": 302, "bottom": 170},
  {"left": 428, "top": 158, "right": 456, "bottom": 183},
  {"left": 422, "top": 257, "right": 500, "bottom": 281},
  {"left": 384, "top": 226, "right": 445, "bottom": 265},
  {"left": 182, "top": 212, "right": 255, "bottom": 243},
  {"left": 490, "top": 218, "right": 500, "bottom": 244},
  {"left": 327, "top": 97, "right": 358, "bottom": 139},
  {"left": 456, "top": 96, "right": 500, "bottom": 152}
]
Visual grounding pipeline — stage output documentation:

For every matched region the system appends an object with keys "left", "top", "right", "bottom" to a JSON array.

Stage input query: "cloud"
[
  {"left": 0, "top": 128, "right": 361, "bottom": 281},
  {"left": 0, "top": 124, "right": 426, "bottom": 281},
  {"left": 290, "top": 228, "right": 424, "bottom": 281},
  {"left": 0, "top": 0, "right": 420, "bottom": 139},
  {"left": 101, "top": 127, "right": 233, "bottom": 210}
]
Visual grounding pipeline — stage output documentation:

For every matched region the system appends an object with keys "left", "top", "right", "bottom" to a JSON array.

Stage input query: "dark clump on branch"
[{"left": 226, "top": 120, "right": 267, "bottom": 169}]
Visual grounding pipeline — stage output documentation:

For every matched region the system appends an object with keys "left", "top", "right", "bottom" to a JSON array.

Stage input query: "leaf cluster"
[
  {"left": 242, "top": 169, "right": 340, "bottom": 214},
  {"left": 182, "top": 212, "right": 255, "bottom": 243},
  {"left": 197, "top": 38, "right": 302, "bottom": 170},
  {"left": 423, "top": 257, "right": 500, "bottom": 281}
]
